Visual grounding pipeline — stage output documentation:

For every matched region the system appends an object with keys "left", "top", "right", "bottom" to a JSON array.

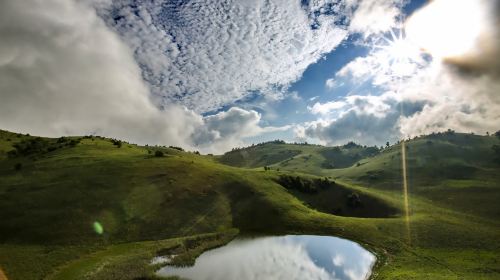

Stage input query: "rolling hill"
[{"left": 0, "top": 129, "right": 499, "bottom": 279}]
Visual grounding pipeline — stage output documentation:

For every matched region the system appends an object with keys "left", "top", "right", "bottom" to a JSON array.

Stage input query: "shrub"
[
  {"left": 154, "top": 150, "right": 164, "bottom": 157},
  {"left": 68, "top": 139, "right": 80, "bottom": 147},
  {"left": 347, "top": 193, "right": 362, "bottom": 208},
  {"left": 169, "top": 146, "right": 184, "bottom": 151},
  {"left": 111, "top": 139, "right": 122, "bottom": 148},
  {"left": 7, "top": 150, "right": 17, "bottom": 158},
  {"left": 14, "top": 163, "right": 22, "bottom": 171},
  {"left": 276, "top": 175, "right": 324, "bottom": 194},
  {"left": 47, "top": 146, "right": 58, "bottom": 152},
  {"left": 12, "top": 137, "right": 50, "bottom": 156}
]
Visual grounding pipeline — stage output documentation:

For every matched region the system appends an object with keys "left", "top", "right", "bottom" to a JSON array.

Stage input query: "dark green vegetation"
[
  {"left": 275, "top": 175, "right": 399, "bottom": 218},
  {"left": 1, "top": 129, "right": 499, "bottom": 279}
]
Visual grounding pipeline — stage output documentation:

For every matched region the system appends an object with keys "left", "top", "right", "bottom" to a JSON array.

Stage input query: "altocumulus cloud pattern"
[{"left": 92, "top": 0, "right": 354, "bottom": 112}]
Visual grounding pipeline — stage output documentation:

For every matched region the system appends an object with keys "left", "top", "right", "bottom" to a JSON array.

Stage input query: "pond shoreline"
[{"left": 157, "top": 234, "right": 377, "bottom": 280}]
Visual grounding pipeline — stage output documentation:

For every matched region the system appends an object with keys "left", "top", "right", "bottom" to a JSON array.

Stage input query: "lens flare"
[
  {"left": 406, "top": 0, "right": 488, "bottom": 59},
  {"left": 93, "top": 221, "right": 104, "bottom": 235},
  {"left": 401, "top": 140, "right": 411, "bottom": 244}
]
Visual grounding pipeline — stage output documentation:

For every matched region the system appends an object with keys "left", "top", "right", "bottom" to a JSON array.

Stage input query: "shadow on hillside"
[{"left": 276, "top": 175, "right": 400, "bottom": 218}]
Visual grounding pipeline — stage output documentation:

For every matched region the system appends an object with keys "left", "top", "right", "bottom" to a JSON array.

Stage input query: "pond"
[{"left": 157, "top": 235, "right": 376, "bottom": 280}]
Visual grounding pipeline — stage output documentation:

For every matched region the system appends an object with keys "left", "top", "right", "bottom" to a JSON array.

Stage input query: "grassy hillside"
[
  {"left": 218, "top": 140, "right": 380, "bottom": 173},
  {"left": 0, "top": 130, "right": 499, "bottom": 279},
  {"left": 327, "top": 132, "right": 500, "bottom": 220}
]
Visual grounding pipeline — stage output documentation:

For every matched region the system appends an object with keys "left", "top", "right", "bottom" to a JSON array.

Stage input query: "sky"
[{"left": 0, "top": 0, "right": 499, "bottom": 153}]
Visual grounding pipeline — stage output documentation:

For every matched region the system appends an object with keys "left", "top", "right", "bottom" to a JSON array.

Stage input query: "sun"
[{"left": 370, "top": 27, "right": 425, "bottom": 80}]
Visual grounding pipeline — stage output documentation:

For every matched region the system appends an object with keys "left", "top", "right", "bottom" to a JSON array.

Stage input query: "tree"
[
  {"left": 386, "top": 142, "right": 390, "bottom": 148},
  {"left": 14, "top": 163, "right": 22, "bottom": 171},
  {"left": 154, "top": 150, "right": 164, "bottom": 157},
  {"left": 111, "top": 139, "right": 121, "bottom": 148},
  {"left": 347, "top": 193, "right": 362, "bottom": 208}
]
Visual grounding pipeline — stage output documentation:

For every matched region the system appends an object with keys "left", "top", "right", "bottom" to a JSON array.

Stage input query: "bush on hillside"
[
  {"left": 14, "top": 163, "right": 22, "bottom": 171},
  {"left": 347, "top": 193, "right": 362, "bottom": 208},
  {"left": 169, "top": 146, "right": 184, "bottom": 151},
  {"left": 154, "top": 150, "right": 164, "bottom": 157},
  {"left": 277, "top": 175, "right": 335, "bottom": 194},
  {"left": 12, "top": 138, "right": 50, "bottom": 156},
  {"left": 111, "top": 139, "right": 122, "bottom": 148}
]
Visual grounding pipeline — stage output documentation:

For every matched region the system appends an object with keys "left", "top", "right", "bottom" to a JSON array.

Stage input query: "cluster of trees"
[
  {"left": 343, "top": 141, "right": 361, "bottom": 149},
  {"left": 154, "top": 150, "right": 164, "bottom": 157},
  {"left": 229, "top": 139, "right": 286, "bottom": 152},
  {"left": 276, "top": 175, "right": 335, "bottom": 194},
  {"left": 110, "top": 139, "right": 122, "bottom": 148},
  {"left": 7, "top": 137, "right": 81, "bottom": 158}
]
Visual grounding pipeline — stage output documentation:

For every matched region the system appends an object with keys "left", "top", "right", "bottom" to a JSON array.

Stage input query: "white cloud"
[
  {"left": 192, "top": 107, "right": 291, "bottom": 153},
  {"left": 299, "top": 95, "right": 425, "bottom": 146},
  {"left": 158, "top": 237, "right": 337, "bottom": 280},
  {"left": 325, "top": 78, "right": 338, "bottom": 89},
  {"left": 94, "top": 0, "right": 350, "bottom": 113},
  {"left": 0, "top": 0, "right": 284, "bottom": 154},
  {"left": 309, "top": 101, "right": 347, "bottom": 115},
  {"left": 332, "top": 254, "right": 345, "bottom": 267},
  {"left": 398, "top": 66, "right": 500, "bottom": 137},
  {"left": 348, "top": 0, "right": 403, "bottom": 38},
  {"left": 305, "top": 0, "right": 500, "bottom": 145}
]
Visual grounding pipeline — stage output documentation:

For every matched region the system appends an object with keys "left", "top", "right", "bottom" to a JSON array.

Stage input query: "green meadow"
[{"left": 0, "top": 129, "right": 499, "bottom": 279}]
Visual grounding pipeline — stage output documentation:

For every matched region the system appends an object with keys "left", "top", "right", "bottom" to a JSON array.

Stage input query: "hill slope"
[
  {"left": 0, "top": 130, "right": 499, "bottom": 280},
  {"left": 218, "top": 140, "right": 380, "bottom": 172}
]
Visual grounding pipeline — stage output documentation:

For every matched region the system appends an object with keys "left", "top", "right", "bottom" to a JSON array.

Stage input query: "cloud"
[
  {"left": 192, "top": 107, "right": 291, "bottom": 153},
  {"left": 348, "top": 0, "right": 403, "bottom": 38},
  {"left": 0, "top": 0, "right": 282, "bottom": 154},
  {"left": 398, "top": 66, "right": 500, "bottom": 137},
  {"left": 325, "top": 78, "right": 339, "bottom": 89},
  {"left": 93, "top": 0, "right": 350, "bottom": 113},
  {"left": 305, "top": 0, "right": 500, "bottom": 145},
  {"left": 300, "top": 93, "right": 425, "bottom": 146},
  {"left": 158, "top": 237, "right": 337, "bottom": 280},
  {"left": 436, "top": 0, "right": 500, "bottom": 79},
  {"left": 332, "top": 254, "right": 345, "bottom": 267},
  {"left": 309, "top": 101, "right": 347, "bottom": 115}
]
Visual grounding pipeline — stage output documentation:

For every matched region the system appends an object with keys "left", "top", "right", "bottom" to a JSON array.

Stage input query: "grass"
[{"left": 0, "top": 130, "right": 499, "bottom": 279}]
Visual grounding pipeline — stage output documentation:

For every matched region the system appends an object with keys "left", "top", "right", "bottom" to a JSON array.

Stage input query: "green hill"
[
  {"left": 0, "top": 130, "right": 499, "bottom": 280},
  {"left": 218, "top": 140, "right": 380, "bottom": 173}
]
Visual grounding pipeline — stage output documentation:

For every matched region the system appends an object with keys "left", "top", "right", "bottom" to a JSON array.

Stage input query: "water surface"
[{"left": 157, "top": 235, "right": 376, "bottom": 280}]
